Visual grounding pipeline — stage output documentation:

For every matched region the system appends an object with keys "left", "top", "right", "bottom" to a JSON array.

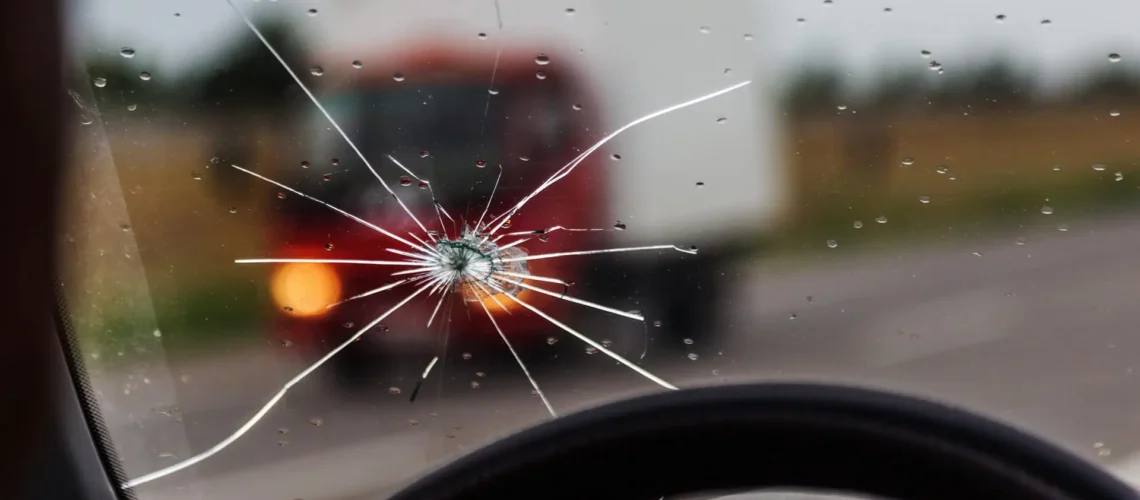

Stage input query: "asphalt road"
[{"left": 96, "top": 214, "right": 1140, "bottom": 499}]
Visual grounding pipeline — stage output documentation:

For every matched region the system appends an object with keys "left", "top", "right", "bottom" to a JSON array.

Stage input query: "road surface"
[{"left": 91, "top": 213, "right": 1140, "bottom": 499}]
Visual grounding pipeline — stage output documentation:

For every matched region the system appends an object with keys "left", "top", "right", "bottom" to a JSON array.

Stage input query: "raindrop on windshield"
[
  {"left": 228, "top": 206, "right": 238, "bottom": 214},
  {"left": 901, "top": 157, "right": 915, "bottom": 166},
  {"left": 190, "top": 171, "right": 202, "bottom": 180},
  {"left": 613, "top": 221, "right": 627, "bottom": 231},
  {"left": 420, "top": 150, "right": 430, "bottom": 158},
  {"left": 418, "top": 180, "right": 429, "bottom": 189},
  {"left": 547, "top": 336, "right": 558, "bottom": 345},
  {"left": 470, "top": 381, "right": 481, "bottom": 389},
  {"left": 351, "top": 60, "right": 363, "bottom": 68},
  {"left": 309, "top": 417, "right": 323, "bottom": 427},
  {"left": 1041, "top": 19, "right": 1052, "bottom": 26},
  {"left": 796, "top": 18, "right": 806, "bottom": 25},
  {"left": 477, "top": 32, "right": 487, "bottom": 40},
  {"left": 1115, "top": 172, "right": 1124, "bottom": 182},
  {"left": 1093, "top": 164, "right": 1107, "bottom": 171},
  {"left": 687, "top": 353, "right": 699, "bottom": 361},
  {"left": 564, "top": 7, "right": 576, "bottom": 15},
  {"left": 699, "top": 26, "right": 711, "bottom": 34},
  {"left": 120, "top": 47, "right": 135, "bottom": 58},
  {"left": 928, "top": 61, "right": 943, "bottom": 72},
  {"left": 300, "top": 160, "right": 310, "bottom": 169},
  {"left": 475, "top": 159, "right": 487, "bottom": 168},
  {"left": 488, "top": 89, "right": 499, "bottom": 95},
  {"left": 875, "top": 215, "right": 888, "bottom": 224},
  {"left": 918, "top": 195, "right": 931, "bottom": 204},
  {"left": 826, "top": 239, "right": 838, "bottom": 249},
  {"left": 1016, "top": 237, "right": 1028, "bottom": 246},
  {"left": 1110, "top": 110, "right": 1121, "bottom": 117},
  {"left": 388, "top": 387, "right": 401, "bottom": 395},
  {"left": 324, "top": 242, "right": 334, "bottom": 251},
  {"left": 330, "top": 158, "right": 339, "bottom": 166},
  {"left": 920, "top": 50, "right": 931, "bottom": 58},
  {"left": 535, "top": 54, "right": 551, "bottom": 65},
  {"left": 535, "top": 71, "right": 547, "bottom": 80},
  {"left": 585, "top": 346, "right": 597, "bottom": 355},
  {"left": 571, "top": 103, "right": 582, "bottom": 111},
  {"left": 277, "top": 192, "right": 286, "bottom": 199},
  {"left": 1058, "top": 224, "right": 1070, "bottom": 232},
  {"left": 306, "top": 8, "right": 318, "bottom": 16},
  {"left": 519, "top": 156, "right": 530, "bottom": 162},
  {"left": 696, "top": 181, "right": 705, "bottom": 187},
  {"left": 653, "top": 320, "right": 662, "bottom": 327},
  {"left": 127, "top": 104, "right": 137, "bottom": 111},
  {"left": 139, "top": 71, "right": 151, "bottom": 81},
  {"left": 1109, "top": 53, "right": 1122, "bottom": 63},
  {"left": 853, "top": 220, "right": 864, "bottom": 229},
  {"left": 683, "top": 338, "right": 694, "bottom": 345},
  {"left": 1041, "top": 205, "right": 1054, "bottom": 215},
  {"left": 995, "top": 14, "right": 1006, "bottom": 23},
  {"left": 392, "top": 72, "right": 405, "bottom": 82},
  {"left": 716, "top": 117, "right": 728, "bottom": 123},
  {"left": 310, "top": 66, "right": 324, "bottom": 76},
  {"left": 601, "top": 339, "right": 613, "bottom": 348},
  {"left": 399, "top": 176, "right": 412, "bottom": 187},
  {"left": 935, "top": 165, "right": 949, "bottom": 174},
  {"left": 610, "top": 153, "right": 621, "bottom": 161},
  {"left": 93, "top": 77, "right": 107, "bottom": 88},
  {"left": 836, "top": 104, "right": 847, "bottom": 111},
  {"left": 462, "top": 352, "right": 472, "bottom": 360},
  {"left": 743, "top": 34, "right": 753, "bottom": 41}
]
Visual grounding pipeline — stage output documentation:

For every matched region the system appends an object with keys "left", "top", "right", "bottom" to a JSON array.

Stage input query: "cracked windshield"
[{"left": 58, "top": 0, "right": 1140, "bottom": 498}]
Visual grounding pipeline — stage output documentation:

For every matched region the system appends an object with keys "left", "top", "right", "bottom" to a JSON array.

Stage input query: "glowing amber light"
[{"left": 270, "top": 263, "right": 341, "bottom": 317}]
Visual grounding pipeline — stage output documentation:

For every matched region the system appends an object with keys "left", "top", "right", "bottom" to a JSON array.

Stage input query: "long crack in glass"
[{"left": 119, "top": 0, "right": 750, "bottom": 490}]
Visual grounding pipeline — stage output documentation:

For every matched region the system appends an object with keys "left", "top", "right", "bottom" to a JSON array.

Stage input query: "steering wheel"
[{"left": 390, "top": 383, "right": 1137, "bottom": 500}]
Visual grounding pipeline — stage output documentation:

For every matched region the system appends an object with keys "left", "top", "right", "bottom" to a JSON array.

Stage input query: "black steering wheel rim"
[{"left": 390, "top": 383, "right": 1137, "bottom": 500}]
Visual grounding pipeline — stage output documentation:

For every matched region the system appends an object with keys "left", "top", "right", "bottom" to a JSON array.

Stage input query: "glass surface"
[{"left": 58, "top": 0, "right": 1140, "bottom": 498}]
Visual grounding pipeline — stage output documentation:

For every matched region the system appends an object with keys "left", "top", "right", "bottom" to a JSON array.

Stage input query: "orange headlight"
[{"left": 271, "top": 262, "right": 342, "bottom": 317}]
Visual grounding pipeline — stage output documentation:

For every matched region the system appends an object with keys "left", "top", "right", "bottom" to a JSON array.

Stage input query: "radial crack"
[
  {"left": 478, "top": 299, "right": 557, "bottom": 417},
  {"left": 490, "top": 274, "right": 643, "bottom": 321},
  {"left": 121, "top": 279, "right": 433, "bottom": 489},
  {"left": 497, "top": 244, "right": 696, "bottom": 263}
]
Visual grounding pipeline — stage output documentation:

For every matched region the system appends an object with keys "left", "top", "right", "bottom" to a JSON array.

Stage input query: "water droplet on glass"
[
  {"left": 901, "top": 157, "right": 915, "bottom": 166},
  {"left": 1093, "top": 163, "right": 1107, "bottom": 171},
  {"left": 309, "top": 417, "right": 323, "bottom": 427},
  {"left": 826, "top": 239, "right": 838, "bottom": 249},
  {"left": 418, "top": 180, "right": 429, "bottom": 189},
  {"left": 796, "top": 18, "right": 806, "bottom": 25},
  {"left": 127, "top": 104, "right": 137, "bottom": 111},
  {"left": 972, "top": 251, "right": 984, "bottom": 257},
  {"left": 853, "top": 220, "right": 863, "bottom": 229},
  {"left": 300, "top": 160, "right": 310, "bottom": 169},
  {"left": 1015, "top": 236, "right": 1027, "bottom": 246},
  {"left": 119, "top": 47, "right": 136, "bottom": 59},
  {"left": 699, "top": 26, "right": 711, "bottom": 34},
  {"left": 1041, "top": 19, "right": 1052, "bottom": 26},
  {"left": 470, "top": 381, "right": 481, "bottom": 389},
  {"left": 613, "top": 221, "right": 627, "bottom": 231},
  {"left": 392, "top": 72, "right": 405, "bottom": 82},
  {"left": 306, "top": 8, "right": 318, "bottom": 16},
  {"left": 565, "top": 7, "right": 576, "bottom": 15},
  {"left": 283, "top": 306, "right": 294, "bottom": 312},
  {"left": 571, "top": 103, "right": 582, "bottom": 111},
  {"left": 585, "top": 346, "right": 597, "bottom": 355},
  {"left": 351, "top": 60, "right": 363, "bottom": 68},
  {"left": 278, "top": 427, "right": 289, "bottom": 434},
  {"left": 875, "top": 215, "right": 888, "bottom": 224},
  {"left": 683, "top": 338, "right": 694, "bottom": 345},
  {"left": 601, "top": 339, "right": 613, "bottom": 348},
  {"left": 535, "top": 71, "right": 547, "bottom": 80},
  {"left": 743, "top": 34, "right": 754, "bottom": 40},
  {"left": 1110, "top": 110, "right": 1121, "bottom": 117},
  {"left": 696, "top": 181, "right": 705, "bottom": 187},
  {"left": 1052, "top": 165, "right": 1062, "bottom": 171},
  {"left": 610, "top": 153, "right": 621, "bottom": 161},
  {"left": 399, "top": 176, "right": 412, "bottom": 187},
  {"left": 1115, "top": 172, "right": 1125, "bottom": 182},
  {"left": 488, "top": 88, "right": 499, "bottom": 95},
  {"left": 1058, "top": 224, "right": 1070, "bottom": 232},
  {"left": 918, "top": 195, "right": 931, "bottom": 204},
  {"left": 535, "top": 54, "right": 550, "bottom": 65},
  {"left": 836, "top": 104, "right": 847, "bottom": 111},
  {"left": 653, "top": 320, "right": 662, "bottom": 327},
  {"left": 324, "top": 242, "right": 334, "bottom": 251},
  {"left": 280, "top": 339, "right": 292, "bottom": 347},
  {"left": 191, "top": 171, "right": 202, "bottom": 180},
  {"left": 475, "top": 159, "right": 487, "bottom": 168},
  {"left": 920, "top": 50, "right": 931, "bottom": 58},
  {"left": 1041, "top": 205, "right": 1054, "bottom": 215},
  {"left": 119, "top": 223, "right": 131, "bottom": 232},
  {"left": 995, "top": 14, "right": 1006, "bottom": 23},
  {"left": 928, "top": 61, "right": 942, "bottom": 71},
  {"left": 1109, "top": 53, "right": 1122, "bottom": 63},
  {"left": 228, "top": 206, "right": 238, "bottom": 214},
  {"left": 310, "top": 66, "right": 324, "bottom": 76},
  {"left": 716, "top": 117, "right": 728, "bottom": 123},
  {"left": 93, "top": 77, "right": 107, "bottom": 88},
  {"left": 477, "top": 32, "right": 487, "bottom": 40},
  {"left": 277, "top": 191, "right": 286, "bottom": 199},
  {"left": 547, "top": 336, "right": 558, "bottom": 345},
  {"left": 935, "top": 165, "right": 949, "bottom": 175},
  {"left": 461, "top": 352, "right": 472, "bottom": 361},
  {"left": 687, "top": 352, "right": 699, "bottom": 361},
  {"left": 789, "top": 313, "right": 798, "bottom": 320},
  {"left": 139, "top": 71, "right": 151, "bottom": 81},
  {"left": 388, "top": 386, "right": 401, "bottom": 395},
  {"left": 342, "top": 322, "right": 354, "bottom": 329}
]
